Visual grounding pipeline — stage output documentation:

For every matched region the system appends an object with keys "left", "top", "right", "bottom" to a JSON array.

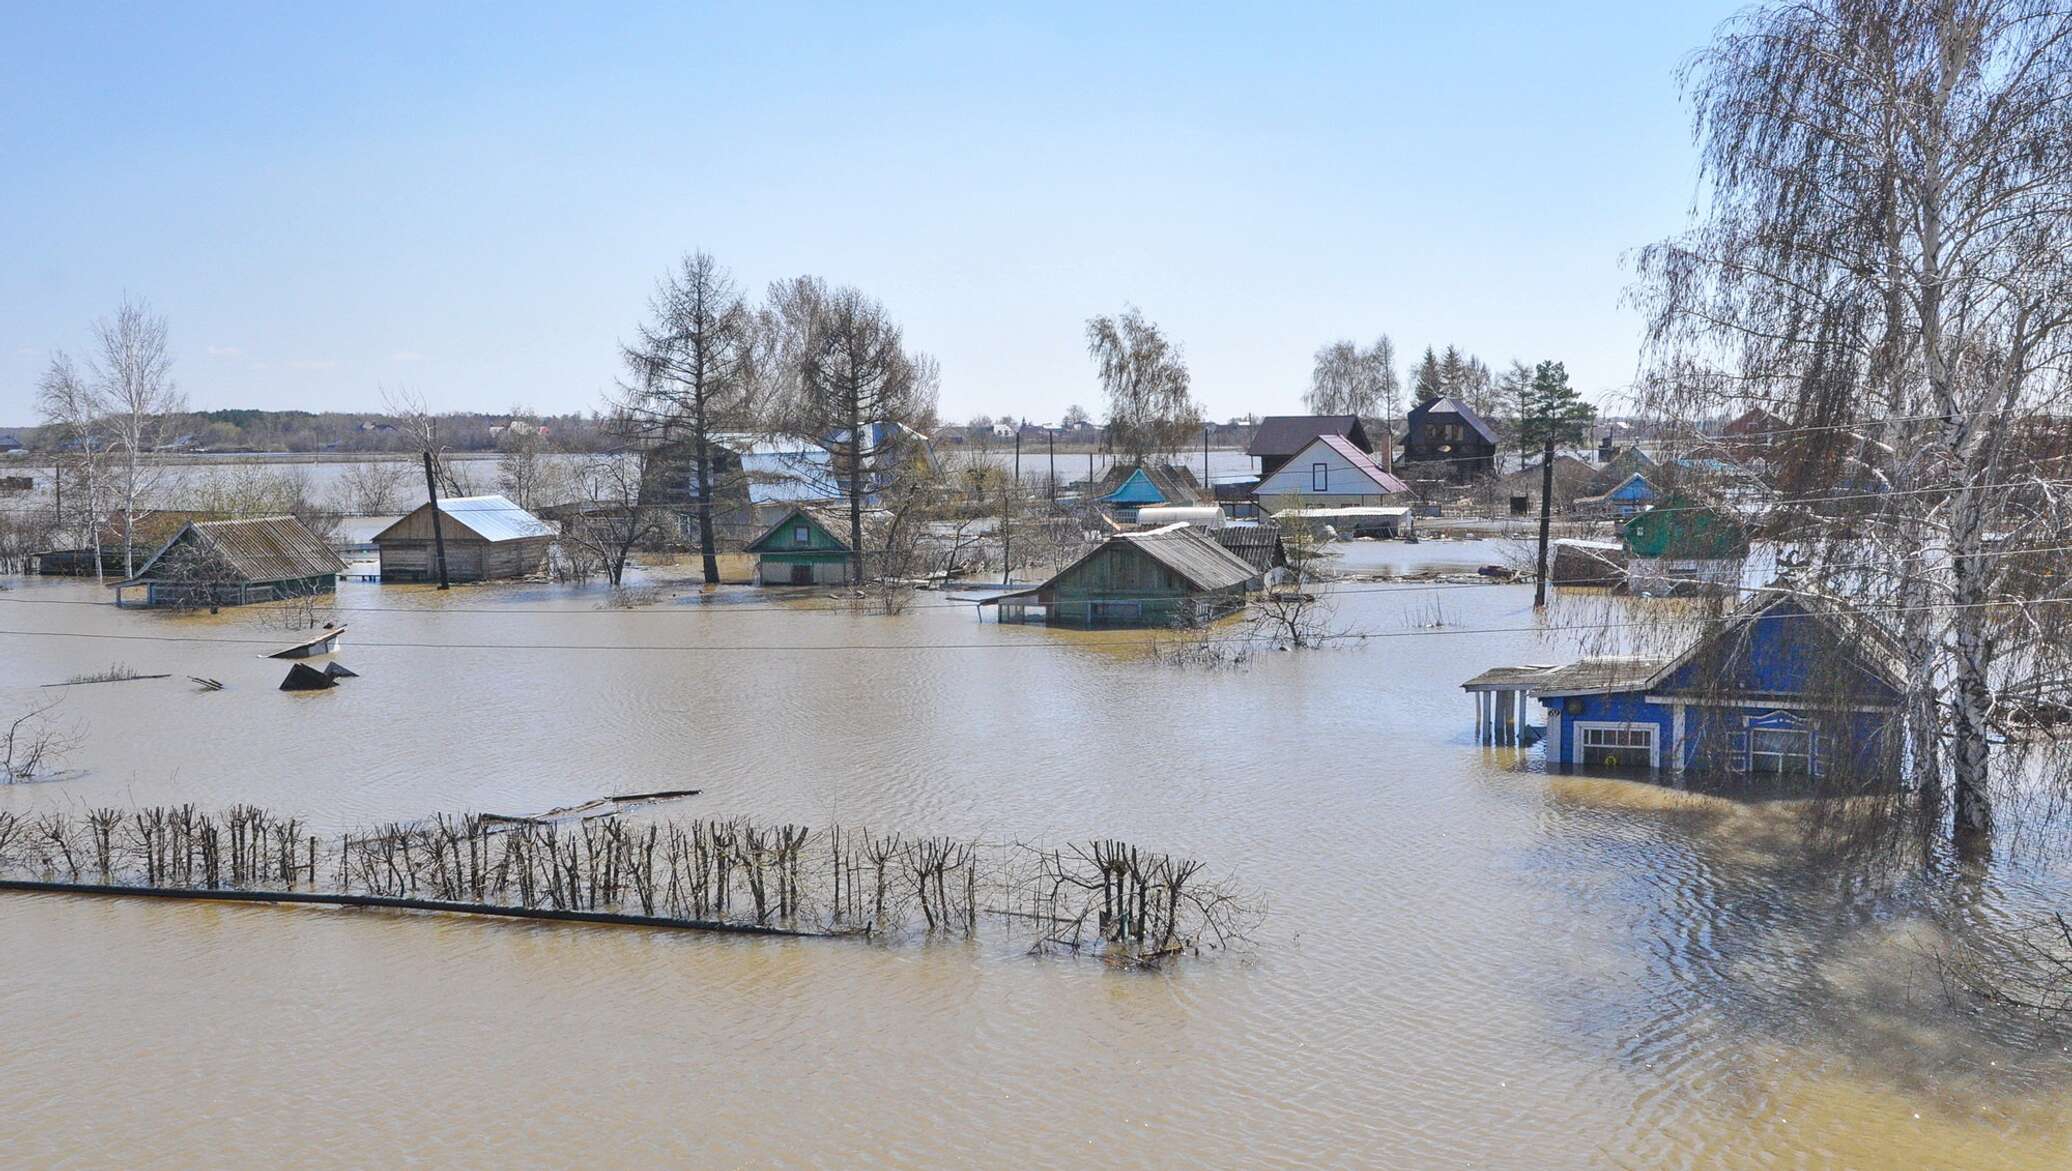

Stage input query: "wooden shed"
[
  {"left": 114, "top": 516, "right": 345, "bottom": 608},
  {"left": 987, "top": 525, "right": 1261, "bottom": 627},
  {"left": 373, "top": 495, "right": 554, "bottom": 582}
]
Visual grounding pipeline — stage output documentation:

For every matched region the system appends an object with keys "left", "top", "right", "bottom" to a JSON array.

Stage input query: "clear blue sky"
[{"left": 0, "top": 2, "right": 1733, "bottom": 426}]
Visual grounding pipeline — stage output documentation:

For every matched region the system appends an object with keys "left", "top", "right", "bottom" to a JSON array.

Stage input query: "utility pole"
[
  {"left": 1533, "top": 437, "right": 1554, "bottom": 608},
  {"left": 1048, "top": 428, "right": 1056, "bottom": 502},
  {"left": 1202, "top": 425, "right": 1210, "bottom": 497},
  {"left": 422, "top": 450, "right": 451, "bottom": 589},
  {"left": 1004, "top": 429, "right": 1021, "bottom": 585}
]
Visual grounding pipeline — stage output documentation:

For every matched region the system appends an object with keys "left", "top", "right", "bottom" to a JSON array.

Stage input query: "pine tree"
[
  {"left": 1518, "top": 360, "right": 1594, "bottom": 449},
  {"left": 1437, "top": 346, "right": 1466, "bottom": 399},
  {"left": 1412, "top": 347, "right": 1444, "bottom": 405}
]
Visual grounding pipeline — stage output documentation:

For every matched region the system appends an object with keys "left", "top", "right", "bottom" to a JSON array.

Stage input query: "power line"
[{"left": 0, "top": 594, "right": 2060, "bottom": 656}]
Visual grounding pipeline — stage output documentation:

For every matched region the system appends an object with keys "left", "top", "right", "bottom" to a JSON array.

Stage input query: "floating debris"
[
  {"left": 188, "top": 677, "right": 225, "bottom": 692},
  {"left": 278, "top": 663, "right": 337, "bottom": 691},
  {"left": 323, "top": 663, "right": 359, "bottom": 680},
  {"left": 263, "top": 623, "right": 347, "bottom": 660},
  {"left": 482, "top": 788, "right": 702, "bottom": 829}
]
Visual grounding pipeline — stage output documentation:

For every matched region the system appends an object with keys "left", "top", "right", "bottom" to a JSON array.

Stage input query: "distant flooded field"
[{"left": 2, "top": 539, "right": 2069, "bottom": 1168}]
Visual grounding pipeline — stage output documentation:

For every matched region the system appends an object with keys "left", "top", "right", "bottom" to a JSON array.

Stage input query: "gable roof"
[
  {"left": 372, "top": 495, "right": 553, "bottom": 544},
  {"left": 1575, "top": 472, "right": 1656, "bottom": 506},
  {"left": 121, "top": 516, "right": 345, "bottom": 586},
  {"left": 1115, "top": 526, "right": 1260, "bottom": 591},
  {"left": 744, "top": 505, "right": 852, "bottom": 553},
  {"left": 1532, "top": 589, "right": 1905, "bottom": 702},
  {"left": 1247, "top": 415, "right": 1370, "bottom": 459},
  {"left": 1093, "top": 463, "right": 1205, "bottom": 507},
  {"left": 1314, "top": 434, "right": 1410, "bottom": 493},
  {"left": 1407, "top": 397, "right": 1501, "bottom": 446}
]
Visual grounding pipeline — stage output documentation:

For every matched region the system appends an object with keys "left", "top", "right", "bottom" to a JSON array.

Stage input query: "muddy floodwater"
[{"left": 3, "top": 539, "right": 2071, "bottom": 1168}]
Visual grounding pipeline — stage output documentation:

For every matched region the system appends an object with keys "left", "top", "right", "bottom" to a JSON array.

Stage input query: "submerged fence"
[{"left": 0, "top": 806, "right": 1256, "bottom": 964}]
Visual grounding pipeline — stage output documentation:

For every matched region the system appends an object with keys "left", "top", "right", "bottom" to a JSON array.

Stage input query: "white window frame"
[
  {"left": 1312, "top": 462, "right": 1328, "bottom": 492},
  {"left": 1748, "top": 726, "right": 1814, "bottom": 776},
  {"left": 1571, "top": 720, "right": 1659, "bottom": 768},
  {"left": 793, "top": 524, "right": 811, "bottom": 545}
]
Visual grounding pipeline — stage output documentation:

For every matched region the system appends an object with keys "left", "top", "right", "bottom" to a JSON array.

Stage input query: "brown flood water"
[{"left": 3, "top": 538, "right": 2071, "bottom": 1168}]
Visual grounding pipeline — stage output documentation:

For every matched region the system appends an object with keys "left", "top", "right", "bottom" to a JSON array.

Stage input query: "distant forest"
[{"left": 1, "top": 409, "right": 610, "bottom": 454}]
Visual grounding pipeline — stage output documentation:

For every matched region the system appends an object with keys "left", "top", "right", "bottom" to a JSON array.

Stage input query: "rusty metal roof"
[{"left": 122, "top": 515, "right": 346, "bottom": 585}]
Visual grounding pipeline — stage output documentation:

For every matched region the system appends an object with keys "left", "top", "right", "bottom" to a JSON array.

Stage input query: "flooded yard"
[{"left": 2, "top": 539, "right": 2069, "bottom": 1168}]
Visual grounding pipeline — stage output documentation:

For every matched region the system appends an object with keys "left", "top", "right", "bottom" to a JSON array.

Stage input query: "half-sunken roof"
[
  {"left": 123, "top": 516, "right": 345, "bottom": 585},
  {"left": 1247, "top": 415, "right": 1371, "bottom": 459}
]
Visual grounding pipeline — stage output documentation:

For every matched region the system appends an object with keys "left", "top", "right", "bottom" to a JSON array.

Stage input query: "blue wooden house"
[
  {"left": 1091, "top": 463, "right": 1206, "bottom": 522},
  {"left": 1573, "top": 471, "right": 1657, "bottom": 519},
  {"left": 1467, "top": 590, "right": 1903, "bottom": 779}
]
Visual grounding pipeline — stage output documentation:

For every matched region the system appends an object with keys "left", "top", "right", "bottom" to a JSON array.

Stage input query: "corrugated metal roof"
[
  {"left": 1122, "top": 526, "right": 1260, "bottom": 591},
  {"left": 434, "top": 495, "right": 556, "bottom": 541},
  {"left": 124, "top": 515, "right": 345, "bottom": 585}
]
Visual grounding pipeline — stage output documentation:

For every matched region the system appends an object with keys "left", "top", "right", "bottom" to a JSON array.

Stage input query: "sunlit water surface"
[{"left": 2, "top": 539, "right": 2070, "bottom": 1168}]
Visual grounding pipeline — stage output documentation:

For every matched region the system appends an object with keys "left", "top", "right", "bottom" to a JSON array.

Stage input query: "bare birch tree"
[
  {"left": 1307, "top": 335, "right": 1401, "bottom": 422},
  {"left": 36, "top": 353, "right": 111, "bottom": 577},
  {"left": 1636, "top": 0, "right": 2072, "bottom": 851},
  {"left": 1086, "top": 307, "right": 1198, "bottom": 464},
  {"left": 38, "top": 298, "right": 185, "bottom": 577},
  {"left": 764, "top": 279, "right": 940, "bottom": 586}
]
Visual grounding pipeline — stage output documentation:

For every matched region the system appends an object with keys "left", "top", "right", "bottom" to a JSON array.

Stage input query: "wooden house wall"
[
  {"left": 377, "top": 536, "right": 549, "bottom": 582},
  {"left": 1042, "top": 543, "right": 1245, "bottom": 626}
]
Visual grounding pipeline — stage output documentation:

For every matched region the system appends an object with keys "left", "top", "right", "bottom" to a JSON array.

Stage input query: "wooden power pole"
[
  {"left": 422, "top": 451, "right": 451, "bottom": 590},
  {"left": 1533, "top": 437, "right": 1555, "bottom": 608}
]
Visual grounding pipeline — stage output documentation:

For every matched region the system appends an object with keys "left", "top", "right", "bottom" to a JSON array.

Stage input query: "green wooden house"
[
  {"left": 746, "top": 507, "right": 853, "bottom": 586},
  {"left": 987, "top": 527, "right": 1260, "bottom": 627},
  {"left": 1621, "top": 493, "right": 1751, "bottom": 596}
]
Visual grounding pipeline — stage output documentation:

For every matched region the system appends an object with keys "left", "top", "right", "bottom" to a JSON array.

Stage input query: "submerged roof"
[
  {"left": 1247, "top": 415, "right": 1370, "bottom": 458},
  {"left": 122, "top": 515, "right": 345, "bottom": 585}
]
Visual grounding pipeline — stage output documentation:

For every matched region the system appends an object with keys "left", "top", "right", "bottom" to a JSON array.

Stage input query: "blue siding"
[{"left": 1104, "top": 469, "right": 1168, "bottom": 506}]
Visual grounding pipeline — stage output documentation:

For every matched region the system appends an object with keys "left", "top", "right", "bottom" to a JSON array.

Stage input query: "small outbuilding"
[
  {"left": 745, "top": 506, "right": 853, "bottom": 586},
  {"left": 372, "top": 495, "right": 554, "bottom": 582},
  {"left": 1621, "top": 493, "right": 1750, "bottom": 596},
  {"left": 114, "top": 516, "right": 345, "bottom": 608},
  {"left": 987, "top": 525, "right": 1260, "bottom": 627},
  {"left": 1089, "top": 463, "right": 1206, "bottom": 522}
]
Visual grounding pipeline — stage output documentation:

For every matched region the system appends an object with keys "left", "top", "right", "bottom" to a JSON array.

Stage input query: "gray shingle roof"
[{"left": 124, "top": 516, "right": 345, "bottom": 585}]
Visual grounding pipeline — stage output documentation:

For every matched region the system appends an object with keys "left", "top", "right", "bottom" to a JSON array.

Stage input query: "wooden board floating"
[
  {"left": 482, "top": 788, "right": 702, "bottom": 829},
  {"left": 263, "top": 624, "right": 347, "bottom": 660}
]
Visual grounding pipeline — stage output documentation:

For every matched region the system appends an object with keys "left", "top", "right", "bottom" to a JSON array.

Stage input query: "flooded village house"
[
  {"left": 113, "top": 515, "right": 345, "bottom": 608},
  {"left": 371, "top": 495, "right": 554, "bottom": 582},
  {"left": 1400, "top": 397, "right": 1499, "bottom": 480},
  {"left": 1463, "top": 590, "right": 1902, "bottom": 776},
  {"left": 745, "top": 506, "right": 853, "bottom": 586},
  {"left": 990, "top": 525, "right": 1260, "bottom": 626}
]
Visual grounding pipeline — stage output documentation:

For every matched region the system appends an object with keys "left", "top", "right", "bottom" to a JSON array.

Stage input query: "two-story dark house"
[{"left": 1401, "top": 397, "right": 1500, "bottom": 481}]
